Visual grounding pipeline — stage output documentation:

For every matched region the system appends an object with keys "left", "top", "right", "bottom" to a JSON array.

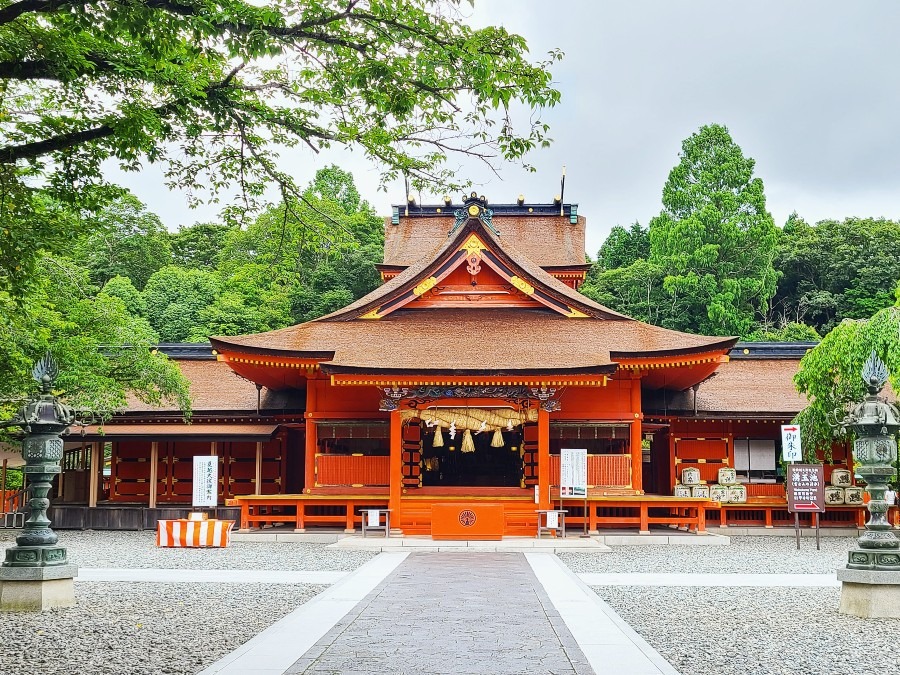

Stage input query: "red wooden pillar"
[
  {"left": 304, "top": 380, "right": 318, "bottom": 492},
  {"left": 304, "top": 420, "right": 317, "bottom": 492},
  {"left": 537, "top": 407, "right": 551, "bottom": 510},
  {"left": 389, "top": 409, "right": 402, "bottom": 527},
  {"left": 630, "top": 375, "right": 643, "bottom": 494}
]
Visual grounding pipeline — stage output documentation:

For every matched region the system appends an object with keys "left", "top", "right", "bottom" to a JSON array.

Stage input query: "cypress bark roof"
[{"left": 210, "top": 214, "right": 736, "bottom": 381}]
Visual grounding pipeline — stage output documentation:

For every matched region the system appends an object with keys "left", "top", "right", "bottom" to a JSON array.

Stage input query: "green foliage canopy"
[
  {"left": 0, "top": 0, "right": 561, "bottom": 298},
  {"left": 771, "top": 214, "right": 900, "bottom": 334},
  {"left": 142, "top": 266, "right": 220, "bottom": 342},
  {"left": 794, "top": 284, "right": 900, "bottom": 457},
  {"left": 0, "top": 254, "right": 191, "bottom": 423},
  {"left": 72, "top": 194, "right": 173, "bottom": 289},
  {"left": 594, "top": 222, "right": 649, "bottom": 274},
  {"left": 648, "top": 124, "right": 779, "bottom": 337}
]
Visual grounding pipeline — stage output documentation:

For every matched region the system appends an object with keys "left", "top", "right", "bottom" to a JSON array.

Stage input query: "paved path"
[
  {"left": 200, "top": 552, "right": 677, "bottom": 675},
  {"left": 287, "top": 552, "right": 592, "bottom": 675}
]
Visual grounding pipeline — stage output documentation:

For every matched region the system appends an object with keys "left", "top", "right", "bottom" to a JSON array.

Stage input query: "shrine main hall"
[{"left": 49, "top": 195, "right": 859, "bottom": 536}]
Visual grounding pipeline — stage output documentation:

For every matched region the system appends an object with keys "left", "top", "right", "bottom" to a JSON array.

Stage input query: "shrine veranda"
[{"left": 24, "top": 196, "right": 887, "bottom": 536}]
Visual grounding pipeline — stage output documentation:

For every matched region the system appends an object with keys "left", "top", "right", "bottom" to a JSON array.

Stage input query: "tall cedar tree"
[{"left": 648, "top": 124, "right": 779, "bottom": 337}]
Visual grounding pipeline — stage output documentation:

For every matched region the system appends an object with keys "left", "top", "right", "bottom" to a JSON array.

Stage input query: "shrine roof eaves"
[{"left": 319, "top": 363, "right": 617, "bottom": 377}]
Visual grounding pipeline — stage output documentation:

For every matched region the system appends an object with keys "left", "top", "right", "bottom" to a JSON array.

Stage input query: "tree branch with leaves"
[{"left": 0, "top": 0, "right": 562, "bottom": 297}]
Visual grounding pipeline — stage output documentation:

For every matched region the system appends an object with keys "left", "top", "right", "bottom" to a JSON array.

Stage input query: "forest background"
[{"left": 3, "top": 1, "right": 900, "bottom": 460}]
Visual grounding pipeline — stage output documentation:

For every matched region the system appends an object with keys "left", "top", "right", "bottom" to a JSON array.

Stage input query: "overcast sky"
[{"left": 107, "top": 1, "right": 900, "bottom": 255}]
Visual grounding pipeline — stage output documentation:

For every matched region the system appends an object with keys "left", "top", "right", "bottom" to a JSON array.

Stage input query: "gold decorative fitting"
[
  {"left": 509, "top": 276, "right": 534, "bottom": 295},
  {"left": 467, "top": 204, "right": 480, "bottom": 217},
  {"left": 566, "top": 307, "right": 588, "bottom": 318},
  {"left": 413, "top": 276, "right": 438, "bottom": 296},
  {"left": 460, "top": 234, "right": 486, "bottom": 256},
  {"left": 359, "top": 309, "right": 381, "bottom": 320}
]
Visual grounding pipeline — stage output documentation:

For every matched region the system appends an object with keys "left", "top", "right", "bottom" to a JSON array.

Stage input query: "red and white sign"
[{"left": 781, "top": 425, "right": 802, "bottom": 462}]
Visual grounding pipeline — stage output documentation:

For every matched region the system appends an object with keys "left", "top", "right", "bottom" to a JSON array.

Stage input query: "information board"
[
  {"left": 192, "top": 455, "right": 218, "bottom": 507},
  {"left": 560, "top": 448, "right": 587, "bottom": 497},
  {"left": 786, "top": 463, "right": 825, "bottom": 513}
]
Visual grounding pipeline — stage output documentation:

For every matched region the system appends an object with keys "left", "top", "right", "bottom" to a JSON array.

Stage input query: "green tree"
[
  {"left": 743, "top": 321, "right": 821, "bottom": 343},
  {"left": 793, "top": 287, "right": 900, "bottom": 456},
  {"left": 0, "top": 254, "right": 190, "bottom": 423},
  {"left": 0, "top": 0, "right": 561, "bottom": 298},
  {"left": 100, "top": 275, "right": 147, "bottom": 317},
  {"left": 72, "top": 194, "right": 172, "bottom": 289},
  {"left": 142, "top": 266, "right": 220, "bottom": 342},
  {"left": 171, "top": 223, "right": 234, "bottom": 270},
  {"left": 772, "top": 215, "right": 900, "bottom": 334},
  {"left": 580, "top": 259, "right": 667, "bottom": 325},
  {"left": 648, "top": 124, "right": 779, "bottom": 337},
  {"left": 594, "top": 222, "right": 649, "bottom": 273},
  {"left": 193, "top": 263, "right": 292, "bottom": 338}
]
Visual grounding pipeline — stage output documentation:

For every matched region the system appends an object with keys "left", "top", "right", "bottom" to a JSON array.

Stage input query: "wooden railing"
[
  {"left": 549, "top": 454, "right": 631, "bottom": 487},
  {"left": 316, "top": 454, "right": 390, "bottom": 487}
]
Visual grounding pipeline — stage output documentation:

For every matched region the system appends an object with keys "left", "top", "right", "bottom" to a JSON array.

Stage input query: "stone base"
[
  {"left": 3, "top": 545, "right": 68, "bottom": 567},
  {"left": 0, "top": 564, "right": 78, "bottom": 611},
  {"left": 846, "top": 546, "right": 900, "bottom": 570},
  {"left": 837, "top": 568, "right": 900, "bottom": 618}
]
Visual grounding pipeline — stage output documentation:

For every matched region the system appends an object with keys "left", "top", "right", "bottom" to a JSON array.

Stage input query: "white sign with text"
[
  {"left": 192, "top": 455, "right": 218, "bottom": 507},
  {"left": 560, "top": 448, "right": 588, "bottom": 497}
]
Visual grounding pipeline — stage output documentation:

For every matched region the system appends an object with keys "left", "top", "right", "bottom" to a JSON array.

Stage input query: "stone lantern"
[
  {"left": 835, "top": 351, "right": 900, "bottom": 617},
  {"left": 0, "top": 354, "right": 78, "bottom": 611}
]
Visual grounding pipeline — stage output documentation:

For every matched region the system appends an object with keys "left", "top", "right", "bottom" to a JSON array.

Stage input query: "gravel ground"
[
  {"left": 0, "top": 582, "right": 324, "bottom": 675},
  {"left": 560, "top": 535, "right": 855, "bottom": 574},
  {"left": 595, "top": 586, "right": 897, "bottom": 675},
  {"left": 0, "top": 530, "right": 379, "bottom": 570},
  {"left": 0, "top": 530, "right": 378, "bottom": 675}
]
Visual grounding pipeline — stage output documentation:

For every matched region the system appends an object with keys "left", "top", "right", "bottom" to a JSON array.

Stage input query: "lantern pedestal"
[
  {"left": 0, "top": 564, "right": 77, "bottom": 611},
  {"left": 838, "top": 568, "right": 900, "bottom": 618}
]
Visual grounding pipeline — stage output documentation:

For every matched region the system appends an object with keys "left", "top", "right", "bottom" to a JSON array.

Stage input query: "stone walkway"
[
  {"left": 200, "top": 552, "right": 677, "bottom": 675},
  {"left": 287, "top": 552, "right": 590, "bottom": 675}
]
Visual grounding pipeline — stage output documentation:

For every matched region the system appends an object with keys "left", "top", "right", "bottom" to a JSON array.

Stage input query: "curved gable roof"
[{"left": 314, "top": 215, "right": 629, "bottom": 322}]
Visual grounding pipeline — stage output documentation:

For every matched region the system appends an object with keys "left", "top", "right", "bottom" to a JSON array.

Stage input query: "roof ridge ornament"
[{"left": 450, "top": 193, "right": 498, "bottom": 237}]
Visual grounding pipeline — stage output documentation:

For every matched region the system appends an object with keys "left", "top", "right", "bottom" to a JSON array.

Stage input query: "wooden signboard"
[{"left": 786, "top": 464, "right": 825, "bottom": 513}]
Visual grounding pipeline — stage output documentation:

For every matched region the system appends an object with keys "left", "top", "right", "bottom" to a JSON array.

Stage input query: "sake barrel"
[
  {"left": 728, "top": 485, "right": 747, "bottom": 503},
  {"left": 691, "top": 485, "right": 711, "bottom": 498},
  {"left": 844, "top": 487, "right": 864, "bottom": 505},
  {"left": 824, "top": 486, "right": 845, "bottom": 505},
  {"left": 681, "top": 467, "right": 701, "bottom": 485},
  {"left": 709, "top": 484, "right": 729, "bottom": 503},
  {"left": 717, "top": 467, "right": 737, "bottom": 485},
  {"left": 830, "top": 469, "right": 852, "bottom": 487},
  {"left": 673, "top": 485, "right": 692, "bottom": 498}
]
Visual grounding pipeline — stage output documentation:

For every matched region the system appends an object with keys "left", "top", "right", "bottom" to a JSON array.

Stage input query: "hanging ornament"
[
  {"left": 433, "top": 425, "right": 444, "bottom": 447},
  {"left": 461, "top": 428, "right": 475, "bottom": 453},
  {"left": 491, "top": 428, "right": 504, "bottom": 448},
  {"left": 449, "top": 421, "right": 457, "bottom": 439},
  {"left": 507, "top": 420, "right": 514, "bottom": 431},
  {"left": 477, "top": 420, "right": 487, "bottom": 434}
]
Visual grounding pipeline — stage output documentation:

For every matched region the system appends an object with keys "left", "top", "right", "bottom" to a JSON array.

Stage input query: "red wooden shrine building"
[{"left": 48, "top": 195, "right": 863, "bottom": 534}]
